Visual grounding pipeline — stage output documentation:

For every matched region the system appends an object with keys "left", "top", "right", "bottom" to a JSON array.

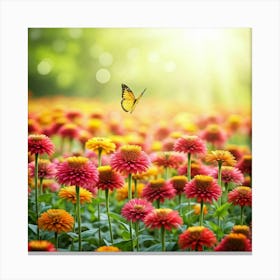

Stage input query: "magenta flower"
[
  {"left": 174, "top": 135, "right": 206, "bottom": 156},
  {"left": 55, "top": 156, "right": 98, "bottom": 192},
  {"left": 151, "top": 151, "right": 185, "bottom": 169},
  {"left": 110, "top": 145, "right": 150, "bottom": 175},
  {"left": 28, "top": 159, "right": 56, "bottom": 179},
  {"left": 28, "top": 134, "right": 55, "bottom": 156},
  {"left": 211, "top": 166, "right": 244, "bottom": 185},
  {"left": 121, "top": 198, "right": 154, "bottom": 222}
]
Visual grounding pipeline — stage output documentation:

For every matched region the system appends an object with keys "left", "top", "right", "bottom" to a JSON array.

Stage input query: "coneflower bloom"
[
  {"left": 110, "top": 145, "right": 150, "bottom": 175},
  {"left": 228, "top": 186, "right": 252, "bottom": 207},
  {"left": 58, "top": 186, "right": 94, "bottom": 204},
  {"left": 28, "top": 134, "right": 55, "bottom": 156},
  {"left": 28, "top": 240, "right": 56, "bottom": 252},
  {"left": 236, "top": 155, "right": 252, "bottom": 176},
  {"left": 151, "top": 151, "right": 185, "bottom": 169},
  {"left": 185, "top": 175, "right": 221, "bottom": 203},
  {"left": 121, "top": 198, "right": 154, "bottom": 223},
  {"left": 142, "top": 178, "right": 176, "bottom": 205},
  {"left": 38, "top": 209, "right": 74, "bottom": 234},
  {"left": 211, "top": 166, "right": 244, "bottom": 185},
  {"left": 200, "top": 124, "right": 227, "bottom": 148},
  {"left": 85, "top": 137, "right": 116, "bottom": 155},
  {"left": 178, "top": 226, "right": 217, "bottom": 251},
  {"left": 95, "top": 246, "right": 121, "bottom": 252},
  {"left": 28, "top": 159, "right": 56, "bottom": 180},
  {"left": 205, "top": 150, "right": 237, "bottom": 167},
  {"left": 144, "top": 208, "right": 182, "bottom": 230},
  {"left": 215, "top": 233, "right": 252, "bottom": 251},
  {"left": 95, "top": 166, "right": 124, "bottom": 191},
  {"left": 55, "top": 156, "right": 98, "bottom": 192},
  {"left": 174, "top": 135, "right": 206, "bottom": 156}
]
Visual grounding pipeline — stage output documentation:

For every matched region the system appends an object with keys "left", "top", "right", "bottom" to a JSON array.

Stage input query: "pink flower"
[
  {"left": 110, "top": 145, "right": 150, "bottom": 175},
  {"left": 168, "top": 176, "right": 188, "bottom": 195},
  {"left": 28, "top": 134, "right": 55, "bottom": 156},
  {"left": 178, "top": 162, "right": 211, "bottom": 177},
  {"left": 144, "top": 208, "right": 183, "bottom": 230},
  {"left": 151, "top": 151, "right": 185, "bottom": 169},
  {"left": 236, "top": 155, "right": 252, "bottom": 176},
  {"left": 174, "top": 135, "right": 206, "bottom": 156},
  {"left": 121, "top": 198, "right": 154, "bottom": 222},
  {"left": 55, "top": 156, "right": 98, "bottom": 192},
  {"left": 28, "top": 159, "right": 56, "bottom": 179},
  {"left": 142, "top": 179, "right": 176, "bottom": 203},
  {"left": 211, "top": 166, "right": 244, "bottom": 185},
  {"left": 200, "top": 124, "right": 227, "bottom": 148},
  {"left": 185, "top": 175, "right": 222, "bottom": 203},
  {"left": 95, "top": 166, "right": 124, "bottom": 191},
  {"left": 58, "top": 124, "right": 80, "bottom": 139}
]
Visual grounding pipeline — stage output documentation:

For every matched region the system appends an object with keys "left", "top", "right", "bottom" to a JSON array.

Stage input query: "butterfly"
[{"left": 121, "top": 84, "right": 146, "bottom": 113}]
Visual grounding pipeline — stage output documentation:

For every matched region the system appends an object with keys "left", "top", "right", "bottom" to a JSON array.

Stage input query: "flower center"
[
  {"left": 194, "top": 175, "right": 213, "bottom": 188},
  {"left": 66, "top": 156, "right": 88, "bottom": 168},
  {"left": 150, "top": 178, "right": 165, "bottom": 189},
  {"left": 120, "top": 145, "right": 142, "bottom": 161},
  {"left": 155, "top": 208, "right": 172, "bottom": 216},
  {"left": 188, "top": 226, "right": 205, "bottom": 233},
  {"left": 97, "top": 165, "right": 113, "bottom": 180}
]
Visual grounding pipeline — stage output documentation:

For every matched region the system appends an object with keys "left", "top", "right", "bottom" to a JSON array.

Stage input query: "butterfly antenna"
[{"left": 140, "top": 88, "right": 147, "bottom": 97}]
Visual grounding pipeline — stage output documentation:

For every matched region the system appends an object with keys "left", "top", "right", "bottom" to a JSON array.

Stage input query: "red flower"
[
  {"left": 178, "top": 226, "right": 217, "bottom": 251},
  {"left": 211, "top": 166, "right": 244, "bottom": 185},
  {"left": 215, "top": 233, "right": 252, "bottom": 251},
  {"left": 142, "top": 179, "right": 176, "bottom": 203},
  {"left": 236, "top": 155, "right": 252, "bottom": 175},
  {"left": 96, "top": 166, "right": 124, "bottom": 191},
  {"left": 110, "top": 145, "right": 150, "bottom": 175},
  {"left": 28, "top": 159, "right": 56, "bottom": 179},
  {"left": 185, "top": 175, "right": 221, "bottom": 203},
  {"left": 28, "top": 240, "right": 56, "bottom": 251},
  {"left": 174, "top": 135, "right": 206, "bottom": 156},
  {"left": 144, "top": 208, "right": 183, "bottom": 231},
  {"left": 28, "top": 134, "right": 55, "bottom": 156},
  {"left": 55, "top": 156, "right": 98, "bottom": 192},
  {"left": 178, "top": 162, "right": 211, "bottom": 177},
  {"left": 151, "top": 151, "right": 185, "bottom": 169},
  {"left": 58, "top": 123, "right": 80, "bottom": 139},
  {"left": 168, "top": 176, "right": 188, "bottom": 195},
  {"left": 228, "top": 186, "right": 252, "bottom": 207},
  {"left": 121, "top": 198, "right": 154, "bottom": 222},
  {"left": 200, "top": 124, "right": 227, "bottom": 148}
]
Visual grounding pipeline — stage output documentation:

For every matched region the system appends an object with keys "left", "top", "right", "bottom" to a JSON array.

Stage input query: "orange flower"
[
  {"left": 205, "top": 150, "right": 236, "bottom": 166},
  {"left": 28, "top": 240, "right": 56, "bottom": 251},
  {"left": 38, "top": 209, "right": 74, "bottom": 233},
  {"left": 58, "top": 186, "right": 94, "bottom": 204},
  {"left": 95, "top": 246, "right": 121, "bottom": 252},
  {"left": 85, "top": 137, "right": 116, "bottom": 154},
  {"left": 193, "top": 203, "right": 208, "bottom": 215}
]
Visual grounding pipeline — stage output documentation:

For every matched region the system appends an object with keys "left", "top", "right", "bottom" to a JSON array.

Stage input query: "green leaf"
[
  {"left": 38, "top": 193, "right": 52, "bottom": 203},
  {"left": 109, "top": 212, "right": 126, "bottom": 223},
  {"left": 28, "top": 223, "right": 38, "bottom": 234},
  {"left": 81, "top": 229, "right": 99, "bottom": 238},
  {"left": 66, "top": 232, "right": 78, "bottom": 239},
  {"left": 213, "top": 202, "right": 232, "bottom": 218},
  {"left": 121, "top": 231, "right": 131, "bottom": 240}
]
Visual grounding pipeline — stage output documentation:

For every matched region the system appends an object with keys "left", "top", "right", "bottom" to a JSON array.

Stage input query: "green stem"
[
  {"left": 187, "top": 153, "right": 191, "bottom": 181},
  {"left": 39, "top": 177, "right": 43, "bottom": 195},
  {"left": 156, "top": 199, "right": 160, "bottom": 209},
  {"left": 218, "top": 161, "right": 222, "bottom": 206},
  {"left": 164, "top": 167, "right": 169, "bottom": 180},
  {"left": 69, "top": 138, "right": 73, "bottom": 153},
  {"left": 178, "top": 194, "right": 182, "bottom": 216},
  {"left": 199, "top": 200, "right": 204, "bottom": 226},
  {"left": 135, "top": 221, "right": 139, "bottom": 251},
  {"left": 128, "top": 173, "right": 132, "bottom": 200},
  {"left": 105, "top": 189, "right": 113, "bottom": 244},
  {"left": 224, "top": 182, "right": 229, "bottom": 204},
  {"left": 97, "top": 189, "right": 102, "bottom": 245},
  {"left": 60, "top": 137, "right": 64, "bottom": 154},
  {"left": 34, "top": 153, "right": 39, "bottom": 239},
  {"left": 75, "top": 186, "right": 82, "bottom": 251},
  {"left": 134, "top": 179, "right": 138, "bottom": 198},
  {"left": 98, "top": 148, "right": 102, "bottom": 167},
  {"left": 241, "top": 206, "right": 245, "bottom": 225},
  {"left": 55, "top": 232, "right": 58, "bottom": 250},
  {"left": 161, "top": 226, "right": 166, "bottom": 252},
  {"left": 129, "top": 220, "right": 133, "bottom": 251}
]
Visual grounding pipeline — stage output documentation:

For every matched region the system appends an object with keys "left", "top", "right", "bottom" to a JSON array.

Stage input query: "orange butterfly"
[{"left": 121, "top": 84, "right": 146, "bottom": 113}]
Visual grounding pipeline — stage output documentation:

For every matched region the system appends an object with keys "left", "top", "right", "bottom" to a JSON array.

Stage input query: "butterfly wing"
[{"left": 121, "top": 84, "right": 136, "bottom": 113}]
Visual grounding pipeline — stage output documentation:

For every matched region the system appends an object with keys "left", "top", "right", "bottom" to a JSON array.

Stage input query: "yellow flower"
[
  {"left": 58, "top": 186, "right": 93, "bottom": 204},
  {"left": 205, "top": 150, "right": 236, "bottom": 166},
  {"left": 85, "top": 137, "right": 116, "bottom": 154},
  {"left": 95, "top": 246, "right": 121, "bottom": 252},
  {"left": 193, "top": 203, "right": 208, "bottom": 215},
  {"left": 116, "top": 183, "right": 144, "bottom": 201},
  {"left": 38, "top": 209, "right": 74, "bottom": 233},
  {"left": 87, "top": 118, "right": 101, "bottom": 134}
]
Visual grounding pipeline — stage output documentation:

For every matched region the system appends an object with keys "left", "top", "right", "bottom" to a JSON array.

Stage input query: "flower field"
[{"left": 28, "top": 96, "right": 252, "bottom": 252}]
